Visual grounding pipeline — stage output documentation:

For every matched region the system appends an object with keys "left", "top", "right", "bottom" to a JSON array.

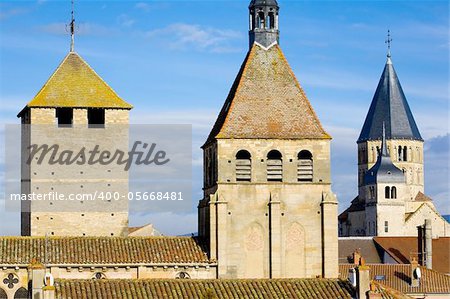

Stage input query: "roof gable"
[
  {"left": 22, "top": 52, "right": 132, "bottom": 111},
  {"left": 205, "top": 44, "right": 329, "bottom": 145},
  {"left": 358, "top": 57, "right": 422, "bottom": 142}
]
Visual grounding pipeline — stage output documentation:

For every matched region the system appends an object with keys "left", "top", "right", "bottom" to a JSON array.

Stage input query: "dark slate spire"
[
  {"left": 249, "top": 0, "right": 279, "bottom": 49},
  {"left": 365, "top": 124, "right": 405, "bottom": 184},
  {"left": 357, "top": 54, "right": 423, "bottom": 143}
]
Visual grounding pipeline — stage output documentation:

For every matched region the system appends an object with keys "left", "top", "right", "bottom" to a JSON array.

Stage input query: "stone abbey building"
[{"left": 338, "top": 51, "right": 450, "bottom": 238}]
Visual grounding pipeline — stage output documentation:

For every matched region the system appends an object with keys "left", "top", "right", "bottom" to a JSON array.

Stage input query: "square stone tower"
[
  {"left": 198, "top": 0, "right": 338, "bottom": 279},
  {"left": 18, "top": 51, "right": 132, "bottom": 236}
]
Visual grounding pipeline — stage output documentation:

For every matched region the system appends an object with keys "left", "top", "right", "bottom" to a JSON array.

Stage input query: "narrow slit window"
[
  {"left": 88, "top": 108, "right": 105, "bottom": 128},
  {"left": 56, "top": 108, "right": 73, "bottom": 128},
  {"left": 385, "top": 186, "right": 390, "bottom": 199},
  {"left": 391, "top": 186, "right": 397, "bottom": 199}
]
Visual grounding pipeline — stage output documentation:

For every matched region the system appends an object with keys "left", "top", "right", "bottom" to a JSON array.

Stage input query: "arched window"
[
  {"left": 268, "top": 12, "right": 275, "bottom": 29},
  {"left": 385, "top": 186, "right": 390, "bottom": 199},
  {"left": 398, "top": 146, "right": 403, "bottom": 161},
  {"left": 236, "top": 150, "right": 251, "bottom": 182},
  {"left": 297, "top": 150, "right": 313, "bottom": 182},
  {"left": 0, "top": 288, "right": 6, "bottom": 299},
  {"left": 14, "top": 287, "right": 28, "bottom": 299},
  {"left": 257, "top": 11, "right": 265, "bottom": 29},
  {"left": 391, "top": 186, "right": 397, "bottom": 199},
  {"left": 267, "top": 150, "right": 282, "bottom": 182},
  {"left": 403, "top": 146, "right": 407, "bottom": 162}
]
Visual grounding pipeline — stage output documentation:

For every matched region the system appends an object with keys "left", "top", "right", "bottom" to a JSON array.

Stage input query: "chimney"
[
  {"left": 410, "top": 257, "right": 421, "bottom": 287},
  {"left": 353, "top": 249, "right": 361, "bottom": 265},
  {"left": 424, "top": 219, "right": 432, "bottom": 269},
  {"left": 367, "top": 281, "right": 382, "bottom": 299},
  {"left": 42, "top": 272, "right": 55, "bottom": 299},
  {"left": 356, "top": 258, "right": 370, "bottom": 299},
  {"left": 417, "top": 224, "right": 424, "bottom": 266},
  {"left": 28, "top": 259, "right": 46, "bottom": 299}
]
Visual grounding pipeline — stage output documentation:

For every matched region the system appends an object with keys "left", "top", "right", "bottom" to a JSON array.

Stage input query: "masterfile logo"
[{"left": 4, "top": 124, "right": 192, "bottom": 213}]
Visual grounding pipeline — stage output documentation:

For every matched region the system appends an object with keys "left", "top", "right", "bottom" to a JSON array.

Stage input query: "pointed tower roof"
[
  {"left": 365, "top": 124, "right": 405, "bottom": 184},
  {"left": 358, "top": 56, "right": 422, "bottom": 143},
  {"left": 204, "top": 43, "right": 330, "bottom": 146},
  {"left": 18, "top": 52, "right": 132, "bottom": 116}
]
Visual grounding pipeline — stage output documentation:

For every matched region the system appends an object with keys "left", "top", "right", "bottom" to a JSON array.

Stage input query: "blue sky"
[{"left": 0, "top": 0, "right": 448, "bottom": 235}]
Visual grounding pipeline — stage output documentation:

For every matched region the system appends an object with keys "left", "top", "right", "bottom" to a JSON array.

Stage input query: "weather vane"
[
  {"left": 67, "top": 0, "right": 75, "bottom": 52},
  {"left": 385, "top": 30, "right": 392, "bottom": 57}
]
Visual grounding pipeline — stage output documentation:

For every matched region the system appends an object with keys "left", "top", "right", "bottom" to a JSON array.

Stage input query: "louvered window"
[
  {"left": 297, "top": 150, "right": 313, "bottom": 182},
  {"left": 236, "top": 150, "right": 251, "bottom": 182},
  {"left": 267, "top": 150, "right": 283, "bottom": 182}
]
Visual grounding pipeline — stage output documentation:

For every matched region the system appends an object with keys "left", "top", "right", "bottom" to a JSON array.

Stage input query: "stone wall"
[{"left": 199, "top": 138, "right": 338, "bottom": 279}]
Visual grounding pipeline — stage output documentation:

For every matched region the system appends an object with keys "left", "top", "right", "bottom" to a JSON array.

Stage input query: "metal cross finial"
[
  {"left": 70, "top": 0, "right": 75, "bottom": 52},
  {"left": 385, "top": 30, "right": 392, "bottom": 57}
]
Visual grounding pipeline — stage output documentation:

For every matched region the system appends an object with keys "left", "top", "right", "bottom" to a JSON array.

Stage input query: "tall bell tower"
[
  {"left": 18, "top": 6, "right": 133, "bottom": 236},
  {"left": 198, "top": 0, "right": 338, "bottom": 279}
]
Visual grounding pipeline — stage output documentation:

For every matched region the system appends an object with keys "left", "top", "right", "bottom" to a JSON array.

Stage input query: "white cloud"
[{"left": 145, "top": 23, "right": 243, "bottom": 53}]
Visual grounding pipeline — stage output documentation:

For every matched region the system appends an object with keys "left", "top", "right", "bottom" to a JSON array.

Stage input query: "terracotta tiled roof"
[
  {"left": 54, "top": 279, "right": 357, "bottom": 299},
  {"left": 20, "top": 52, "right": 132, "bottom": 112},
  {"left": 205, "top": 43, "right": 329, "bottom": 146},
  {"left": 339, "top": 238, "right": 382, "bottom": 264},
  {"left": 373, "top": 237, "right": 450, "bottom": 274},
  {"left": 0, "top": 237, "right": 211, "bottom": 265},
  {"left": 339, "top": 264, "right": 450, "bottom": 295},
  {"left": 371, "top": 281, "right": 413, "bottom": 299}
]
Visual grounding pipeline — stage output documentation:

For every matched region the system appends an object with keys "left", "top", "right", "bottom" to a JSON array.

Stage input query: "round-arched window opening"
[
  {"left": 297, "top": 150, "right": 313, "bottom": 182},
  {"left": 297, "top": 150, "right": 312, "bottom": 160},
  {"left": 236, "top": 150, "right": 251, "bottom": 160},
  {"left": 267, "top": 150, "right": 282, "bottom": 160}
]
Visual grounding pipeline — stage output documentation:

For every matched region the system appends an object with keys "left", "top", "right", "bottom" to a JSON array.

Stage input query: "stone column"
[
  {"left": 216, "top": 195, "right": 228, "bottom": 278},
  {"left": 269, "top": 194, "right": 281, "bottom": 278},
  {"left": 321, "top": 191, "right": 338, "bottom": 278}
]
